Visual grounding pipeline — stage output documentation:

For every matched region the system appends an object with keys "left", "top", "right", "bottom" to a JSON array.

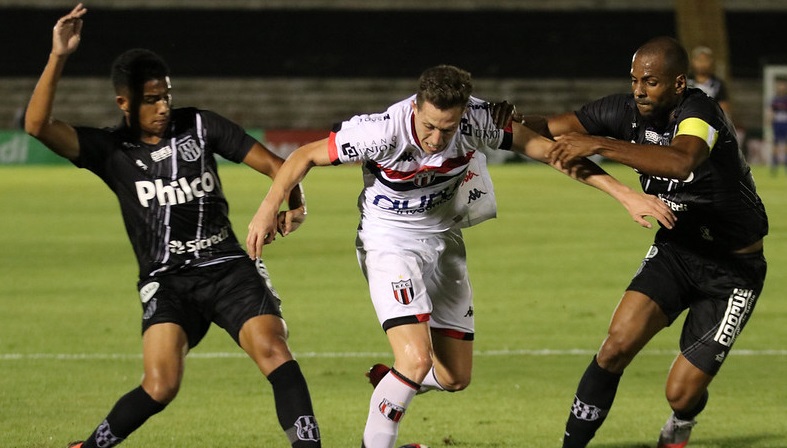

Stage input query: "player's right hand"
[
  {"left": 52, "top": 3, "right": 87, "bottom": 57},
  {"left": 246, "top": 200, "right": 281, "bottom": 259}
]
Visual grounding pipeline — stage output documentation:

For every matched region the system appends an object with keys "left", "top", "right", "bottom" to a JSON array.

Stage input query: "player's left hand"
[
  {"left": 619, "top": 191, "right": 676, "bottom": 230},
  {"left": 548, "top": 133, "right": 601, "bottom": 164},
  {"left": 277, "top": 206, "right": 307, "bottom": 237},
  {"left": 488, "top": 101, "right": 516, "bottom": 128}
]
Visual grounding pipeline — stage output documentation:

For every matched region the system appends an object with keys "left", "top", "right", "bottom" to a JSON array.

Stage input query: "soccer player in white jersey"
[{"left": 246, "top": 65, "right": 675, "bottom": 448}]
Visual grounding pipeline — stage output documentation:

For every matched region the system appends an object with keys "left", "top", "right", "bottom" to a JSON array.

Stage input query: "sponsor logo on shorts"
[
  {"left": 713, "top": 288, "right": 754, "bottom": 347},
  {"left": 645, "top": 245, "right": 659, "bottom": 258},
  {"left": 392, "top": 279, "right": 415, "bottom": 305},
  {"left": 139, "top": 281, "right": 159, "bottom": 304}
]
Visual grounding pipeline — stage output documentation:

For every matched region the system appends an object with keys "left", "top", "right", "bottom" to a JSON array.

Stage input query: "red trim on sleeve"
[{"left": 327, "top": 131, "right": 340, "bottom": 164}]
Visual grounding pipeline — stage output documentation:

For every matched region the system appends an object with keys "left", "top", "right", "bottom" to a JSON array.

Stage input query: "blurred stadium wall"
[{"left": 1, "top": 1, "right": 785, "bottom": 162}]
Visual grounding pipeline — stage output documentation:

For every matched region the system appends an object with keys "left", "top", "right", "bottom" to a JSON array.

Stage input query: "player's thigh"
[
  {"left": 427, "top": 228, "right": 474, "bottom": 336},
  {"left": 680, "top": 250, "right": 766, "bottom": 375},
  {"left": 357, "top": 230, "right": 434, "bottom": 330}
]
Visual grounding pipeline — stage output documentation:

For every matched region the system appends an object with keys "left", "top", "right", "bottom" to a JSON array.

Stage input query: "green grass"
[{"left": 1, "top": 163, "right": 785, "bottom": 447}]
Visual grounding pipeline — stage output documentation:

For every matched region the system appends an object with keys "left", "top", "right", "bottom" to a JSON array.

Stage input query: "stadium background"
[{"left": 1, "top": 0, "right": 787, "bottom": 163}]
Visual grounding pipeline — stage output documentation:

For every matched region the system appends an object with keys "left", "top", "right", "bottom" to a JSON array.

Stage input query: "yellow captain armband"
[{"left": 676, "top": 117, "right": 718, "bottom": 151}]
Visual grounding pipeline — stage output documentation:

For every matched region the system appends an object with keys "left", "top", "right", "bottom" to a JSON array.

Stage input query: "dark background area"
[{"left": 2, "top": 8, "right": 785, "bottom": 79}]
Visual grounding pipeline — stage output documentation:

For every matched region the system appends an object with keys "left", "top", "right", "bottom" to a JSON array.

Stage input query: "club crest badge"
[{"left": 391, "top": 279, "right": 415, "bottom": 305}]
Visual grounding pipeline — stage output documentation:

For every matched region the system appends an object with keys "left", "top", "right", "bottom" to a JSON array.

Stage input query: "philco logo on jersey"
[
  {"left": 168, "top": 226, "right": 230, "bottom": 254},
  {"left": 713, "top": 288, "right": 754, "bottom": 347},
  {"left": 135, "top": 172, "right": 216, "bottom": 207}
]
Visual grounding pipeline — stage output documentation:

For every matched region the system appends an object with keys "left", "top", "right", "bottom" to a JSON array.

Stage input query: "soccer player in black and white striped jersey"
[{"left": 26, "top": 5, "right": 320, "bottom": 447}]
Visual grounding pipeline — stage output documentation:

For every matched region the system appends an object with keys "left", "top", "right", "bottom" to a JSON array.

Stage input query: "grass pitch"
[{"left": 1, "top": 162, "right": 785, "bottom": 447}]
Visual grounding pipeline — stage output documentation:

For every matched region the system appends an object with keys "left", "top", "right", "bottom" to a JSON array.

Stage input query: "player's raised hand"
[{"left": 52, "top": 3, "right": 87, "bottom": 56}]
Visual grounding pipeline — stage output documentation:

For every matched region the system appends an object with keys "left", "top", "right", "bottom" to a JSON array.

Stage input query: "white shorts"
[{"left": 355, "top": 225, "right": 474, "bottom": 338}]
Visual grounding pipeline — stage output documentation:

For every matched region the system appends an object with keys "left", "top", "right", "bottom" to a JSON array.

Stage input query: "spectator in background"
[
  {"left": 768, "top": 76, "right": 787, "bottom": 175},
  {"left": 688, "top": 46, "right": 731, "bottom": 119}
]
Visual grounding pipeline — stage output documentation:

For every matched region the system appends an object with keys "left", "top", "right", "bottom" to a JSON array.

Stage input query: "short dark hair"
[
  {"left": 110, "top": 48, "right": 169, "bottom": 94},
  {"left": 636, "top": 37, "right": 689, "bottom": 78},
  {"left": 415, "top": 65, "right": 473, "bottom": 110}
]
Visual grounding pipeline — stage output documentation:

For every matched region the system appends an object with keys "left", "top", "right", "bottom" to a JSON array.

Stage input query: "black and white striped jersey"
[{"left": 74, "top": 107, "right": 256, "bottom": 278}]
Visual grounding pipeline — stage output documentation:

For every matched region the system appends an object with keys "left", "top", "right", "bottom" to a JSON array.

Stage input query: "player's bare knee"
[
  {"left": 664, "top": 385, "right": 698, "bottom": 412},
  {"left": 442, "top": 375, "right": 471, "bottom": 392},
  {"left": 142, "top": 377, "right": 181, "bottom": 404},
  {"left": 597, "top": 337, "right": 636, "bottom": 372}
]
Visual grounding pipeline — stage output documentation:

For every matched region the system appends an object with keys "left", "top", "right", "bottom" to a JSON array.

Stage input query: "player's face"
[
  {"left": 630, "top": 53, "right": 686, "bottom": 120},
  {"left": 412, "top": 100, "right": 464, "bottom": 154},
  {"left": 117, "top": 77, "right": 172, "bottom": 143}
]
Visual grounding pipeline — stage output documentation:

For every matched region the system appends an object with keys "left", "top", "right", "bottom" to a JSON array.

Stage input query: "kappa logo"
[
  {"left": 392, "top": 279, "right": 415, "bottom": 305},
  {"left": 462, "top": 169, "right": 479, "bottom": 185},
  {"left": 397, "top": 151, "right": 416, "bottom": 162},
  {"left": 466, "top": 187, "right": 487, "bottom": 203}
]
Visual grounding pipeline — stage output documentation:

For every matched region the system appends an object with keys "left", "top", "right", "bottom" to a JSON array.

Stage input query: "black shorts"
[
  {"left": 627, "top": 241, "right": 767, "bottom": 375},
  {"left": 137, "top": 257, "right": 283, "bottom": 348}
]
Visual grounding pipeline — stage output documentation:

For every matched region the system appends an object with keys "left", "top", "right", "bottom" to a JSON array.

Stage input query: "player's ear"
[
  {"left": 115, "top": 95, "right": 130, "bottom": 113},
  {"left": 675, "top": 74, "right": 687, "bottom": 94}
]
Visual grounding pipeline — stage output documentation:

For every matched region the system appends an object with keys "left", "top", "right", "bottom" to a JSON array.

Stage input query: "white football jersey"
[{"left": 328, "top": 95, "right": 512, "bottom": 233}]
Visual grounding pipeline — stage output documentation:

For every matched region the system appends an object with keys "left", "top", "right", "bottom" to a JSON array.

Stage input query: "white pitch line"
[{"left": 1, "top": 348, "right": 786, "bottom": 361}]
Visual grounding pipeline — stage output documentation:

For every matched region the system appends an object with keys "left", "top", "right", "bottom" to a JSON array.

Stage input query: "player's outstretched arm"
[
  {"left": 246, "top": 138, "right": 332, "bottom": 259},
  {"left": 24, "top": 3, "right": 87, "bottom": 160},
  {"left": 242, "top": 142, "right": 308, "bottom": 237},
  {"left": 510, "top": 122, "right": 676, "bottom": 229}
]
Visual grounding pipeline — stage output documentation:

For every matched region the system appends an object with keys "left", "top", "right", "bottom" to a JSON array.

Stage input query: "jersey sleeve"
[
  {"left": 73, "top": 126, "right": 115, "bottom": 176},
  {"left": 327, "top": 117, "right": 381, "bottom": 165},
  {"left": 575, "top": 94, "right": 632, "bottom": 139},
  {"left": 462, "top": 98, "right": 513, "bottom": 151},
  {"left": 199, "top": 110, "right": 257, "bottom": 163},
  {"left": 675, "top": 95, "right": 722, "bottom": 152}
]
